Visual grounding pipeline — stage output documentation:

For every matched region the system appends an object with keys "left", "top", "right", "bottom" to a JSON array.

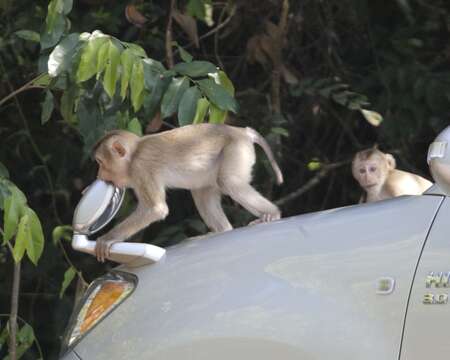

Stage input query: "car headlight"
[{"left": 61, "top": 271, "right": 137, "bottom": 353}]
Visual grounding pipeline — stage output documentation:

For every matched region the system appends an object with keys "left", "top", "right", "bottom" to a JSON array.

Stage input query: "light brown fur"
[
  {"left": 93, "top": 124, "right": 283, "bottom": 261},
  {"left": 352, "top": 148, "right": 432, "bottom": 203}
]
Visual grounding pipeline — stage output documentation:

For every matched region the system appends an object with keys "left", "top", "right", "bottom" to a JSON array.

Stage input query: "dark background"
[{"left": 1, "top": 0, "right": 450, "bottom": 358}]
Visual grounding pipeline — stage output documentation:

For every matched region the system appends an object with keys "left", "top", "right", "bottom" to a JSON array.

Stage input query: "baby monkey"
[
  {"left": 93, "top": 123, "right": 284, "bottom": 261},
  {"left": 352, "top": 147, "right": 432, "bottom": 203}
]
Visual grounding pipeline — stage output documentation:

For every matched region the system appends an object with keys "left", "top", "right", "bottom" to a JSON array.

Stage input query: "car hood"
[{"left": 74, "top": 194, "right": 444, "bottom": 360}]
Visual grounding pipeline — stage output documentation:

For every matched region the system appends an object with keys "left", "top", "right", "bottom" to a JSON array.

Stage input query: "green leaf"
[
  {"left": 124, "top": 42, "right": 148, "bottom": 57},
  {"left": 130, "top": 60, "right": 145, "bottom": 111},
  {"left": 197, "top": 78, "right": 239, "bottom": 113},
  {"left": 187, "top": 0, "right": 206, "bottom": 20},
  {"left": 120, "top": 49, "right": 136, "bottom": 99},
  {"left": 60, "top": 86, "right": 78, "bottom": 123},
  {"left": 32, "top": 74, "right": 51, "bottom": 87},
  {"left": 208, "top": 71, "right": 234, "bottom": 123},
  {"left": 270, "top": 127, "right": 289, "bottom": 137},
  {"left": 142, "top": 58, "right": 166, "bottom": 75},
  {"left": 143, "top": 75, "right": 172, "bottom": 119},
  {"left": 209, "top": 104, "right": 226, "bottom": 124},
  {"left": 60, "top": 267, "right": 76, "bottom": 298},
  {"left": 3, "top": 187, "right": 27, "bottom": 243},
  {"left": 173, "top": 61, "right": 217, "bottom": 78},
  {"left": 63, "top": 0, "right": 73, "bottom": 15},
  {"left": 46, "top": 0, "right": 64, "bottom": 30},
  {"left": 76, "top": 36, "right": 109, "bottom": 82},
  {"left": 307, "top": 159, "right": 322, "bottom": 171},
  {"left": 127, "top": 118, "right": 143, "bottom": 136},
  {"left": 209, "top": 70, "right": 235, "bottom": 95},
  {"left": 41, "top": 90, "right": 54, "bottom": 125},
  {"left": 41, "top": 10, "right": 66, "bottom": 50},
  {"left": 103, "top": 41, "right": 121, "bottom": 98},
  {"left": 96, "top": 41, "right": 109, "bottom": 76},
  {"left": 143, "top": 62, "right": 163, "bottom": 91},
  {"left": 173, "top": 42, "right": 193, "bottom": 63},
  {"left": 0, "top": 162, "right": 9, "bottom": 179},
  {"left": 47, "top": 33, "right": 80, "bottom": 77},
  {"left": 3, "top": 323, "right": 36, "bottom": 360},
  {"left": 161, "top": 77, "right": 190, "bottom": 118},
  {"left": 24, "top": 208, "right": 44, "bottom": 265},
  {"left": 192, "top": 98, "right": 209, "bottom": 124},
  {"left": 52, "top": 225, "right": 72, "bottom": 245},
  {"left": 13, "top": 214, "right": 29, "bottom": 263},
  {"left": 178, "top": 86, "right": 201, "bottom": 126},
  {"left": 0, "top": 181, "right": 12, "bottom": 211},
  {"left": 14, "top": 30, "right": 40, "bottom": 43},
  {"left": 360, "top": 109, "right": 383, "bottom": 127}
]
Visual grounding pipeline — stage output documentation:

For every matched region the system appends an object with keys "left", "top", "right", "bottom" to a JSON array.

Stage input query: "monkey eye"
[
  {"left": 369, "top": 166, "right": 377, "bottom": 172},
  {"left": 359, "top": 169, "right": 366, "bottom": 174}
]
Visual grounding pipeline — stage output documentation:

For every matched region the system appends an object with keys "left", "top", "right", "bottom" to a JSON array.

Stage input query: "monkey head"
[
  {"left": 93, "top": 130, "right": 140, "bottom": 188},
  {"left": 352, "top": 148, "right": 396, "bottom": 191}
]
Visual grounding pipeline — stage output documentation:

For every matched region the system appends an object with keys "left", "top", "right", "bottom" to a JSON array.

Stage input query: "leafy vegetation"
[{"left": 1, "top": 0, "right": 450, "bottom": 358}]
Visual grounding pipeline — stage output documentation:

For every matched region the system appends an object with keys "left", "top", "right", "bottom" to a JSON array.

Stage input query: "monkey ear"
[
  {"left": 385, "top": 153, "right": 396, "bottom": 170},
  {"left": 112, "top": 141, "right": 127, "bottom": 157}
]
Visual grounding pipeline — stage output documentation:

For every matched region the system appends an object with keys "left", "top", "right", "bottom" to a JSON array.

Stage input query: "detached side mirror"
[{"left": 72, "top": 180, "right": 165, "bottom": 267}]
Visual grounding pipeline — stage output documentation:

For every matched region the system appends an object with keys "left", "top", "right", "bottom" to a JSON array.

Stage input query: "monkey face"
[
  {"left": 353, "top": 158, "right": 386, "bottom": 190},
  {"left": 95, "top": 143, "right": 130, "bottom": 189}
]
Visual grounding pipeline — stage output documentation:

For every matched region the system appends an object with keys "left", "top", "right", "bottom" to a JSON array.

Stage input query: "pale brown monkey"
[
  {"left": 93, "top": 123, "right": 284, "bottom": 261},
  {"left": 352, "top": 147, "right": 433, "bottom": 203}
]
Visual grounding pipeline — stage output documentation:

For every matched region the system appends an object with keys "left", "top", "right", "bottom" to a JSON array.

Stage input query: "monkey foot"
[{"left": 248, "top": 214, "right": 279, "bottom": 226}]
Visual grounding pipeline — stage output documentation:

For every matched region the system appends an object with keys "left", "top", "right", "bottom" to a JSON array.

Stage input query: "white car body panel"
[
  {"left": 65, "top": 194, "right": 444, "bottom": 360},
  {"left": 401, "top": 196, "right": 450, "bottom": 359}
]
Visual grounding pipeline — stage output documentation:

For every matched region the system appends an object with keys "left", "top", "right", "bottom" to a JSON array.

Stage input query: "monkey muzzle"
[{"left": 71, "top": 179, "right": 165, "bottom": 266}]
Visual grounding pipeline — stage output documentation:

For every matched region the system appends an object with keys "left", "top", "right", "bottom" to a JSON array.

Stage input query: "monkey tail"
[{"left": 246, "top": 127, "right": 284, "bottom": 185}]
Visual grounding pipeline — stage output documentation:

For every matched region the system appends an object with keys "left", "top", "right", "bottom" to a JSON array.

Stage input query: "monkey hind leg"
[
  {"left": 218, "top": 179, "right": 281, "bottom": 224},
  {"left": 191, "top": 187, "right": 233, "bottom": 233}
]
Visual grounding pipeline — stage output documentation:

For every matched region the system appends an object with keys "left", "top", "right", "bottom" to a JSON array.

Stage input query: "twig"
[
  {"left": 271, "top": 0, "right": 290, "bottom": 114},
  {"left": 0, "top": 59, "right": 62, "bottom": 224},
  {"left": 174, "top": 4, "right": 236, "bottom": 54},
  {"left": 165, "top": 0, "right": 176, "bottom": 69},
  {"left": 0, "top": 74, "right": 46, "bottom": 108},
  {"left": 58, "top": 240, "right": 87, "bottom": 285},
  {"left": 6, "top": 242, "right": 20, "bottom": 360},
  {"left": 275, "top": 161, "right": 347, "bottom": 207},
  {"left": 214, "top": 4, "right": 228, "bottom": 71}
]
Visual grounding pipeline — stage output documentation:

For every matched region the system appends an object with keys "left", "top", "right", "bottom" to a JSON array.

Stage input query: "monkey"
[
  {"left": 93, "top": 123, "right": 284, "bottom": 262},
  {"left": 352, "top": 147, "right": 433, "bottom": 203}
]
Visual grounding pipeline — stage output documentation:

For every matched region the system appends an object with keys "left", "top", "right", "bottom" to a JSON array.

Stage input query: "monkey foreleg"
[{"left": 95, "top": 203, "right": 169, "bottom": 262}]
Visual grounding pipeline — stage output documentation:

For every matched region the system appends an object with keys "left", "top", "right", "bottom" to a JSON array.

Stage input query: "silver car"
[{"left": 60, "top": 128, "right": 450, "bottom": 360}]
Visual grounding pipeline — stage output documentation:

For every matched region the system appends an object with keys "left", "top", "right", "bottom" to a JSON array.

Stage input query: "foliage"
[
  {"left": 39, "top": 0, "right": 237, "bottom": 153},
  {"left": 0, "top": 165, "right": 44, "bottom": 359},
  {"left": 1, "top": 168, "right": 44, "bottom": 265},
  {"left": 2, "top": 0, "right": 450, "bottom": 358}
]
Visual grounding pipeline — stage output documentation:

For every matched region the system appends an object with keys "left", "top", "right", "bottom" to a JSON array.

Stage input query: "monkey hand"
[{"left": 95, "top": 235, "right": 121, "bottom": 263}]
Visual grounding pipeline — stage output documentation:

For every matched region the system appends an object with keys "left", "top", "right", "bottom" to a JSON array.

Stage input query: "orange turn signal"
[{"left": 63, "top": 271, "right": 137, "bottom": 351}]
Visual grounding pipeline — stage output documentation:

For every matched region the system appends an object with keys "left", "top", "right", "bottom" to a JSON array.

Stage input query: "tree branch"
[
  {"left": 6, "top": 242, "right": 20, "bottom": 360},
  {"left": 165, "top": 0, "right": 176, "bottom": 69},
  {"left": 0, "top": 73, "right": 46, "bottom": 108},
  {"left": 275, "top": 161, "right": 348, "bottom": 207},
  {"left": 271, "top": 0, "right": 290, "bottom": 114}
]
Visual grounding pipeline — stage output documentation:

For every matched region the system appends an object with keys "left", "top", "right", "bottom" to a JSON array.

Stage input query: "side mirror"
[
  {"left": 72, "top": 180, "right": 165, "bottom": 267},
  {"left": 428, "top": 126, "right": 450, "bottom": 196}
]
